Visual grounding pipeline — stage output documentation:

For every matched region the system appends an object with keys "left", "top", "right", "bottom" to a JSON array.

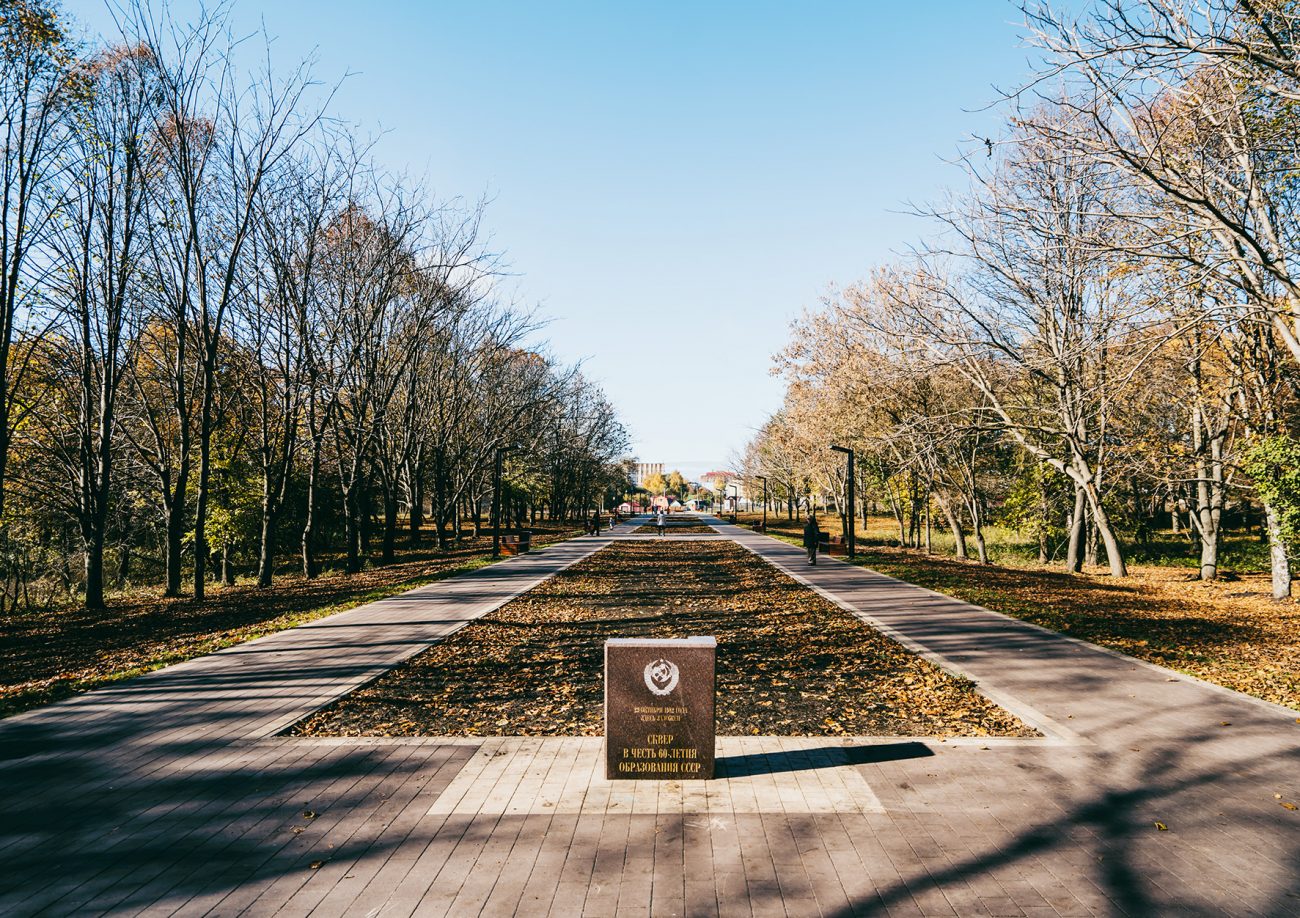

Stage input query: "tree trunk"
[
  {"left": 164, "top": 487, "right": 186, "bottom": 597},
  {"left": 1086, "top": 485, "right": 1128, "bottom": 577},
  {"left": 408, "top": 473, "right": 423, "bottom": 547},
  {"left": 1037, "top": 471, "right": 1050, "bottom": 564},
  {"left": 1198, "top": 520, "right": 1219, "bottom": 582},
  {"left": 1085, "top": 507, "right": 1099, "bottom": 568},
  {"left": 302, "top": 444, "right": 321, "bottom": 578},
  {"left": 1066, "top": 484, "right": 1086, "bottom": 573},
  {"left": 939, "top": 498, "right": 967, "bottom": 559},
  {"left": 257, "top": 504, "right": 276, "bottom": 589},
  {"left": 84, "top": 536, "right": 106, "bottom": 610},
  {"left": 888, "top": 493, "right": 906, "bottom": 547},
  {"left": 432, "top": 450, "right": 449, "bottom": 551},
  {"left": 343, "top": 485, "right": 361, "bottom": 574},
  {"left": 194, "top": 448, "right": 211, "bottom": 602},
  {"left": 968, "top": 498, "right": 989, "bottom": 564},
  {"left": 382, "top": 489, "right": 398, "bottom": 564},
  {"left": 1192, "top": 431, "right": 1224, "bottom": 581},
  {"left": 1265, "top": 502, "right": 1293, "bottom": 601}
]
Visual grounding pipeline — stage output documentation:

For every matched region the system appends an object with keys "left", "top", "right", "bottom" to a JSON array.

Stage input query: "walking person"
[
  {"left": 656, "top": 507, "right": 666, "bottom": 535},
  {"left": 803, "top": 513, "right": 821, "bottom": 565}
]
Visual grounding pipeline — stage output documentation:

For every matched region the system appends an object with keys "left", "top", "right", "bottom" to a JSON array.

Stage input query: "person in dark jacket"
[{"left": 803, "top": 514, "right": 821, "bottom": 565}]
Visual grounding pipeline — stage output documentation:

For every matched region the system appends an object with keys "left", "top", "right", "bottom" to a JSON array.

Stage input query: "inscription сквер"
[{"left": 604, "top": 637, "right": 716, "bottom": 780}]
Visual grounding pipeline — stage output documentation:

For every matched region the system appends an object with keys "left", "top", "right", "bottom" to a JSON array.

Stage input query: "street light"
[
  {"left": 754, "top": 475, "right": 768, "bottom": 531},
  {"left": 830, "top": 444, "right": 856, "bottom": 559},
  {"left": 492, "top": 445, "right": 514, "bottom": 559}
]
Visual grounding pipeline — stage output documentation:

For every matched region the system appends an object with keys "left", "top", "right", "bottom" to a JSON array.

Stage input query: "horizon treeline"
[
  {"left": 0, "top": 1, "right": 630, "bottom": 612},
  {"left": 744, "top": 1, "right": 1300, "bottom": 598}
]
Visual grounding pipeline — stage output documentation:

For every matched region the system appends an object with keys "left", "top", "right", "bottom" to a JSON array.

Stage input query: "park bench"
[
  {"left": 824, "top": 534, "right": 848, "bottom": 556},
  {"left": 501, "top": 531, "right": 532, "bottom": 555}
]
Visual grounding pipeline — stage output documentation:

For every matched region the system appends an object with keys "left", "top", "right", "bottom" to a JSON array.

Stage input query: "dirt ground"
[{"left": 291, "top": 539, "right": 1035, "bottom": 738}]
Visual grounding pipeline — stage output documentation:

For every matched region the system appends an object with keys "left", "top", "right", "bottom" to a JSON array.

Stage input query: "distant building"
[
  {"left": 651, "top": 495, "right": 683, "bottom": 511},
  {"left": 702, "top": 471, "right": 740, "bottom": 495},
  {"left": 633, "top": 462, "right": 664, "bottom": 486}
]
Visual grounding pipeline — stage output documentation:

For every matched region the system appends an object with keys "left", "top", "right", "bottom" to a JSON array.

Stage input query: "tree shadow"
[
  {"left": 0, "top": 734, "right": 478, "bottom": 916},
  {"left": 805, "top": 730, "right": 1300, "bottom": 917},
  {"left": 716, "top": 741, "right": 934, "bottom": 778}
]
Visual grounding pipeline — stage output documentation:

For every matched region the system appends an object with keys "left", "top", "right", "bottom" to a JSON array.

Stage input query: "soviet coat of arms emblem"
[{"left": 643, "top": 658, "right": 680, "bottom": 696}]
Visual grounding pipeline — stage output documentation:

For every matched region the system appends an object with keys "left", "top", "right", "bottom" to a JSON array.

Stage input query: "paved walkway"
[{"left": 1, "top": 517, "right": 1297, "bottom": 916}]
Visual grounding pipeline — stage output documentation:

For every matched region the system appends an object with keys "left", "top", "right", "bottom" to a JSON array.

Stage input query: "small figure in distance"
[
  {"left": 803, "top": 512, "right": 821, "bottom": 566},
  {"left": 656, "top": 507, "right": 666, "bottom": 535},
  {"left": 591, "top": 511, "right": 601, "bottom": 535}
]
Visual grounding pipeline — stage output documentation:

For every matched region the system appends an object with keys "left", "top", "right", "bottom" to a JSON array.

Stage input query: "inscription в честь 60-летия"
[{"left": 604, "top": 637, "right": 716, "bottom": 780}]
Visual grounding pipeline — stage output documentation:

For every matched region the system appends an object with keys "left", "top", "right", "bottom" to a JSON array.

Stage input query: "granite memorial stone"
[{"left": 604, "top": 636, "right": 716, "bottom": 780}]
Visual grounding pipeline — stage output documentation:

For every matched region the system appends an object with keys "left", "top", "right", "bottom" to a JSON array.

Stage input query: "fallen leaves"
[
  {"left": 0, "top": 524, "right": 585, "bottom": 719},
  {"left": 1154, "top": 822, "right": 1168, "bottom": 831},
  {"left": 291, "top": 540, "right": 1034, "bottom": 739},
  {"left": 741, "top": 516, "right": 1300, "bottom": 714},
  {"left": 635, "top": 522, "right": 718, "bottom": 535}
]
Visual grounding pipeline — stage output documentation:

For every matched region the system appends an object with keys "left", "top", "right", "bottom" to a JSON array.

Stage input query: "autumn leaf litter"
[{"left": 290, "top": 540, "right": 1034, "bottom": 739}]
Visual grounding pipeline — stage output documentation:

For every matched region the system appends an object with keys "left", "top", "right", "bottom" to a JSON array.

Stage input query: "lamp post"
[
  {"left": 830, "top": 444, "right": 855, "bottom": 559},
  {"left": 492, "top": 445, "right": 513, "bottom": 559},
  {"left": 754, "top": 475, "right": 768, "bottom": 530}
]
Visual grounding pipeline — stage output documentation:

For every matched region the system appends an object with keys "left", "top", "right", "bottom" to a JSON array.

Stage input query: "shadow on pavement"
[{"left": 716, "top": 740, "right": 934, "bottom": 778}]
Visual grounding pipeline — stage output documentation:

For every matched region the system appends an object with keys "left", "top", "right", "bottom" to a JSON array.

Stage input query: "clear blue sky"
[{"left": 71, "top": 0, "right": 1044, "bottom": 481}]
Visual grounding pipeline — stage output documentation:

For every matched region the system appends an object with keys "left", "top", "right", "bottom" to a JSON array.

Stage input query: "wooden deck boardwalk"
[{"left": 1, "top": 517, "right": 1297, "bottom": 916}]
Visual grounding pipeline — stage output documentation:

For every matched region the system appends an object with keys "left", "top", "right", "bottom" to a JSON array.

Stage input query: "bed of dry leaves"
[
  {"left": 633, "top": 520, "right": 719, "bottom": 534},
  {"left": 0, "top": 524, "right": 582, "bottom": 718},
  {"left": 742, "top": 514, "right": 1300, "bottom": 712},
  {"left": 291, "top": 540, "right": 1034, "bottom": 738}
]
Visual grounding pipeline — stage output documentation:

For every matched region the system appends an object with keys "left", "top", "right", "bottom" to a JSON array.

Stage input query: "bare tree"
[
  {"left": 41, "top": 42, "right": 157, "bottom": 608},
  {"left": 879, "top": 109, "right": 1145, "bottom": 576},
  {"left": 123, "top": 0, "right": 317, "bottom": 599},
  {"left": 1022, "top": 2, "right": 1300, "bottom": 594},
  {"left": 240, "top": 142, "right": 340, "bottom": 586},
  {"left": 0, "top": 1, "right": 70, "bottom": 522}
]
